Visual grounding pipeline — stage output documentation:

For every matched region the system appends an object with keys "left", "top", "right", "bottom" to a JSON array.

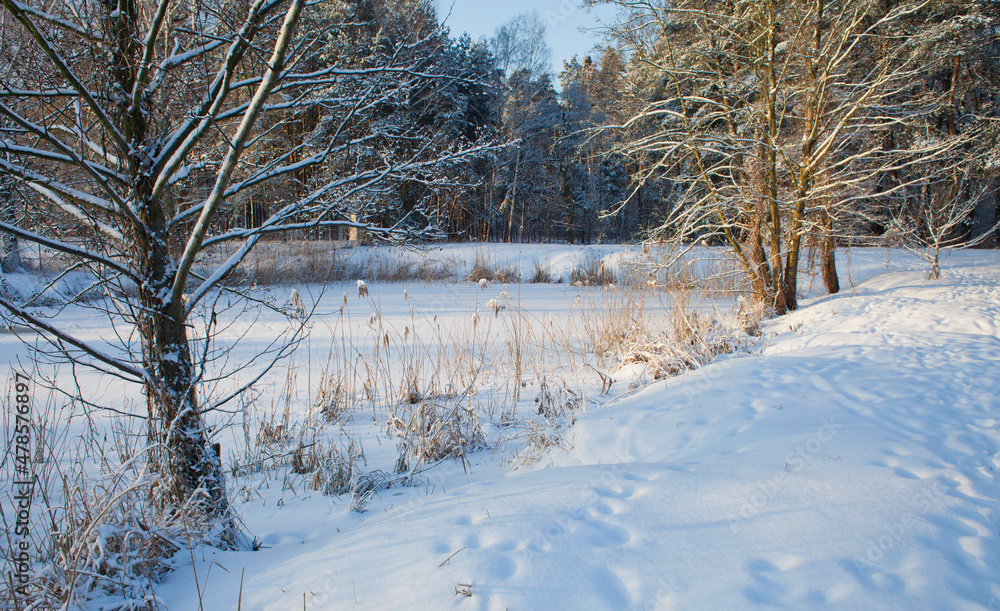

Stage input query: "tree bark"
[
  {"left": 821, "top": 210, "right": 840, "bottom": 294},
  {"left": 141, "top": 299, "right": 228, "bottom": 518},
  {"left": 136, "top": 182, "right": 230, "bottom": 522},
  {"left": 744, "top": 213, "right": 772, "bottom": 303}
]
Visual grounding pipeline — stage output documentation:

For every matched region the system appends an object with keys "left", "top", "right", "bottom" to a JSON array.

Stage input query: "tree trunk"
[
  {"left": 507, "top": 154, "right": 521, "bottom": 243},
  {"left": 108, "top": 0, "right": 230, "bottom": 524},
  {"left": 140, "top": 243, "right": 229, "bottom": 522},
  {"left": 760, "top": 144, "right": 788, "bottom": 314},
  {"left": 0, "top": 180, "right": 21, "bottom": 273},
  {"left": 134, "top": 171, "right": 230, "bottom": 523},
  {"left": 762, "top": 0, "right": 788, "bottom": 315},
  {"left": 821, "top": 211, "right": 840, "bottom": 294},
  {"left": 744, "top": 213, "right": 773, "bottom": 303},
  {"left": 564, "top": 171, "right": 575, "bottom": 245},
  {"left": 783, "top": 198, "right": 805, "bottom": 312}
]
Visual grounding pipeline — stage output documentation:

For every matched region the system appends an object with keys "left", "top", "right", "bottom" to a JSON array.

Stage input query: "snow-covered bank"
[{"left": 147, "top": 254, "right": 1000, "bottom": 610}]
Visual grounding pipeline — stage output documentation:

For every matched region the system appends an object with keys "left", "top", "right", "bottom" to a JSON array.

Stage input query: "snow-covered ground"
[
  {"left": 4, "top": 245, "right": 1000, "bottom": 609},
  {"left": 164, "top": 247, "right": 999, "bottom": 610}
]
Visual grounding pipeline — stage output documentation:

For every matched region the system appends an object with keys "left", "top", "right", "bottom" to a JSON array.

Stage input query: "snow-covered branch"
[
  {"left": 171, "top": 0, "right": 307, "bottom": 311},
  {"left": 0, "top": 219, "right": 139, "bottom": 282}
]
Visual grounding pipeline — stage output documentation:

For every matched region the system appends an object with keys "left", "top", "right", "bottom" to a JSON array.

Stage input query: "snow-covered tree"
[
  {"left": 591, "top": 0, "right": 986, "bottom": 311},
  {"left": 0, "top": 0, "right": 493, "bottom": 529},
  {"left": 867, "top": 0, "right": 1000, "bottom": 275},
  {"left": 559, "top": 49, "right": 636, "bottom": 242},
  {"left": 495, "top": 69, "right": 562, "bottom": 242},
  {"left": 288, "top": 1, "right": 501, "bottom": 240}
]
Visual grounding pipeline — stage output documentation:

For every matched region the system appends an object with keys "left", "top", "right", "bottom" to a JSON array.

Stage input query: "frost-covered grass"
[
  {"left": 2, "top": 243, "right": 750, "bottom": 608},
  {"left": 3, "top": 244, "right": 1000, "bottom": 609}
]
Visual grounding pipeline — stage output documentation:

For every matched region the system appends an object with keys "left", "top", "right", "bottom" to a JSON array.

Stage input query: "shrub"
[
  {"left": 464, "top": 252, "right": 520, "bottom": 284},
  {"left": 528, "top": 260, "right": 554, "bottom": 284},
  {"left": 388, "top": 398, "right": 486, "bottom": 472},
  {"left": 570, "top": 254, "right": 615, "bottom": 286}
]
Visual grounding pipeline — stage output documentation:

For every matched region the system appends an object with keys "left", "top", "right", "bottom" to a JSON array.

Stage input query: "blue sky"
[{"left": 434, "top": 1, "right": 617, "bottom": 72}]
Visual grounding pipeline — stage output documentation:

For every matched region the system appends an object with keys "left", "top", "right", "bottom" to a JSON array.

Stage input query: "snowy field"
[{"left": 3, "top": 244, "right": 1000, "bottom": 609}]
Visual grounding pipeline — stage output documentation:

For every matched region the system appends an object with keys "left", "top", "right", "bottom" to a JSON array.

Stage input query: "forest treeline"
[
  {"left": 1, "top": 0, "right": 998, "bottom": 306},
  {"left": 215, "top": 0, "right": 999, "bottom": 259}
]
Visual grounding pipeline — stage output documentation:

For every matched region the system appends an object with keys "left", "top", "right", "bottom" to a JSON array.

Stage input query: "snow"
[
  {"left": 157, "top": 247, "right": 1000, "bottom": 610},
  {"left": 3, "top": 245, "right": 1000, "bottom": 609}
]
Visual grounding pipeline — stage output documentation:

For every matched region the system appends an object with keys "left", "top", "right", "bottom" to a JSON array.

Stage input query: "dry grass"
[
  {"left": 570, "top": 254, "right": 616, "bottom": 286},
  {"left": 734, "top": 295, "right": 771, "bottom": 337},
  {"left": 243, "top": 273, "right": 741, "bottom": 492},
  {"left": 3, "top": 245, "right": 767, "bottom": 608},
  {"left": 361, "top": 255, "right": 454, "bottom": 283},
  {"left": 314, "top": 351, "right": 357, "bottom": 423},
  {"left": 26, "top": 239, "right": 755, "bottom": 295},
  {"left": 388, "top": 398, "right": 487, "bottom": 472},
  {"left": 298, "top": 435, "right": 365, "bottom": 497},
  {"left": 0, "top": 394, "right": 223, "bottom": 610},
  {"left": 216, "top": 240, "right": 342, "bottom": 286},
  {"left": 578, "top": 285, "right": 754, "bottom": 380},
  {"left": 203, "top": 241, "right": 456, "bottom": 286},
  {"left": 528, "top": 260, "right": 555, "bottom": 284},
  {"left": 533, "top": 377, "right": 582, "bottom": 420},
  {"left": 464, "top": 252, "right": 520, "bottom": 284},
  {"left": 501, "top": 377, "right": 582, "bottom": 469}
]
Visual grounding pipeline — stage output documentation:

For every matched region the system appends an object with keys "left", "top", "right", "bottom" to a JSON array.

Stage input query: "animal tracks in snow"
[
  {"left": 580, "top": 515, "right": 633, "bottom": 548},
  {"left": 153, "top": 255, "right": 1000, "bottom": 610}
]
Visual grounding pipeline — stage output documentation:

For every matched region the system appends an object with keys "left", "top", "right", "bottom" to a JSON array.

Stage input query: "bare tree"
[
  {"left": 889, "top": 182, "right": 992, "bottom": 279},
  {"left": 490, "top": 11, "right": 552, "bottom": 81},
  {"left": 883, "top": 144, "right": 998, "bottom": 279},
  {"left": 869, "top": 0, "right": 1000, "bottom": 278},
  {"left": 595, "top": 0, "right": 969, "bottom": 312},
  {"left": 0, "top": 0, "right": 493, "bottom": 527}
]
